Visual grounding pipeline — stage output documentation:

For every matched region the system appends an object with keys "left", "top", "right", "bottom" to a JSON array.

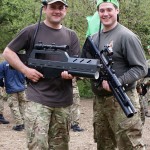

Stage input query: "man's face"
[
  {"left": 98, "top": 3, "right": 119, "bottom": 30},
  {"left": 43, "top": 2, "right": 67, "bottom": 25}
]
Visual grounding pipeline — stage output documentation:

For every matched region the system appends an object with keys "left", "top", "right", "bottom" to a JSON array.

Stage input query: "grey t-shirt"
[
  {"left": 82, "top": 23, "right": 147, "bottom": 96},
  {"left": 8, "top": 22, "right": 80, "bottom": 107}
]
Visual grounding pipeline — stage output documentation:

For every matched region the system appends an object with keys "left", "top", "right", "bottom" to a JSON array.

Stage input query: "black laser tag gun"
[{"left": 18, "top": 42, "right": 101, "bottom": 80}]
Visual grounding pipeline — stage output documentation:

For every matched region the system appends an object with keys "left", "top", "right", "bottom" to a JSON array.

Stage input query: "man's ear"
[
  {"left": 65, "top": 6, "right": 68, "bottom": 12},
  {"left": 42, "top": 5, "right": 47, "bottom": 13},
  {"left": 116, "top": 8, "right": 119, "bottom": 14}
]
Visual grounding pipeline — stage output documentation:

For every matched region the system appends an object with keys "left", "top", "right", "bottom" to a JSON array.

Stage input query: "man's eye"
[
  {"left": 99, "top": 10, "right": 104, "bottom": 13},
  {"left": 59, "top": 6, "right": 65, "bottom": 10},
  {"left": 49, "top": 6, "right": 65, "bottom": 10},
  {"left": 107, "top": 8, "right": 112, "bottom": 12},
  {"left": 50, "top": 6, "right": 55, "bottom": 9}
]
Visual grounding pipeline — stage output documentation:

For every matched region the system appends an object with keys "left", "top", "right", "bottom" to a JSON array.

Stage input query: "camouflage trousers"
[
  {"left": 24, "top": 100, "right": 70, "bottom": 150},
  {"left": 0, "top": 95, "right": 4, "bottom": 114},
  {"left": 70, "top": 91, "right": 80, "bottom": 126},
  {"left": 7, "top": 91, "right": 27, "bottom": 125},
  {"left": 0, "top": 87, "right": 7, "bottom": 114},
  {"left": 93, "top": 88, "right": 145, "bottom": 150}
]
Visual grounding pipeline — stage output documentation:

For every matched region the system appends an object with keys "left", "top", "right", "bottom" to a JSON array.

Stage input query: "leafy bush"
[{"left": 77, "top": 79, "right": 94, "bottom": 98}]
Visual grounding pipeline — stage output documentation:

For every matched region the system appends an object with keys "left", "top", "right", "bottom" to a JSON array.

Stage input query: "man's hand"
[
  {"left": 136, "top": 87, "right": 142, "bottom": 94},
  {"left": 102, "top": 80, "right": 111, "bottom": 92},
  {"left": 24, "top": 67, "right": 44, "bottom": 82},
  {"left": 61, "top": 71, "right": 74, "bottom": 79}
]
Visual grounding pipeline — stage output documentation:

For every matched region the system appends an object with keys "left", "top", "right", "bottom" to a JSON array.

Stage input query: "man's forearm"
[{"left": 2, "top": 47, "right": 28, "bottom": 75}]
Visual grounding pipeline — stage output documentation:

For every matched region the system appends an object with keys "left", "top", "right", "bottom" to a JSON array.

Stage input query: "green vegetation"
[
  {"left": 0, "top": 0, "right": 150, "bottom": 97},
  {"left": 77, "top": 79, "right": 94, "bottom": 98}
]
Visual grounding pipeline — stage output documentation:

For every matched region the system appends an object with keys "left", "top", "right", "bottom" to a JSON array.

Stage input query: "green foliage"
[
  {"left": 1, "top": 0, "right": 150, "bottom": 51},
  {"left": 119, "top": 0, "right": 150, "bottom": 53},
  {"left": 0, "top": 0, "right": 40, "bottom": 51},
  {"left": 0, "top": 0, "right": 150, "bottom": 97},
  {"left": 77, "top": 79, "right": 94, "bottom": 98},
  {"left": 63, "top": 0, "right": 97, "bottom": 46}
]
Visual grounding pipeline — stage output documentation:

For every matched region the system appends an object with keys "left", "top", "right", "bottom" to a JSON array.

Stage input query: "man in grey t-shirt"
[
  {"left": 82, "top": 0, "right": 147, "bottom": 150},
  {"left": 3, "top": 0, "right": 80, "bottom": 149}
]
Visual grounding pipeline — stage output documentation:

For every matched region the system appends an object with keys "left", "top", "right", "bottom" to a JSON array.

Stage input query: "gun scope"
[{"left": 34, "top": 43, "right": 69, "bottom": 51}]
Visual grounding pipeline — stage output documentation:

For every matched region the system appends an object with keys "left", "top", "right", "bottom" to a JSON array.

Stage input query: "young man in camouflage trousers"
[
  {"left": 82, "top": 0, "right": 147, "bottom": 149},
  {"left": 3, "top": 0, "right": 80, "bottom": 149},
  {"left": 0, "top": 61, "right": 26, "bottom": 131}
]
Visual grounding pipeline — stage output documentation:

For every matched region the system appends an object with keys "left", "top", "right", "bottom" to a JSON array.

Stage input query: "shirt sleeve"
[{"left": 119, "top": 34, "right": 148, "bottom": 85}]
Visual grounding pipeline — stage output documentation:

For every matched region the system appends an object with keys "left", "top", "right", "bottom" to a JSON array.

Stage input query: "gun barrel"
[
  {"left": 68, "top": 70, "right": 99, "bottom": 79},
  {"left": 109, "top": 82, "right": 135, "bottom": 118}
]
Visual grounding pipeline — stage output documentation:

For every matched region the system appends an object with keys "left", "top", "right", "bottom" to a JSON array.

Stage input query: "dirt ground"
[{"left": 0, "top": 99, "right": 150, "bottom": 150}]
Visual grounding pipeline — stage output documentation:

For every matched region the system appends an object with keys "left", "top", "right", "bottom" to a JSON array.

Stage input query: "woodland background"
[{"left": 0, "top": 0, "right": 150, "bottom": 97}]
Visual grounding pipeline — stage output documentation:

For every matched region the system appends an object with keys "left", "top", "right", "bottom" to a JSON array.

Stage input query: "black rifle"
[
  {"left": 19, "top": 42, "right": 101, "bottom": 80},
  {"left": 82, "top": 36, "right": 137, "bottom": 118}
]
